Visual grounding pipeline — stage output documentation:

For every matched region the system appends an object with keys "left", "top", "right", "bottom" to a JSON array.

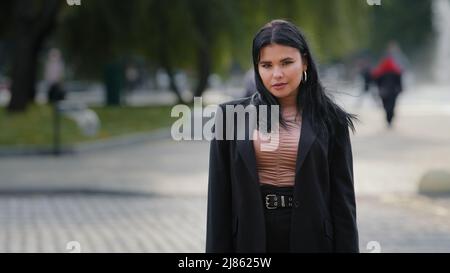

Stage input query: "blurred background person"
[
  {"left": 45, "top": 48, "right": 66, "bottom": 103},
  {"left": 354, "top": 53, "right": 379, "bottom": 108},
  {"left": 372, "top": 45, "right": 404, "bottom": 128}
]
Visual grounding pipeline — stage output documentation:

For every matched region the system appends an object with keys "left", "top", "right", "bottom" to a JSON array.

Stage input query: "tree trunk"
[
  {"left": 193, "top": 45, "right": 211, "bottom": 99},
  {"left": 8, "top": 39, "right": 37, "bottom": 112},
  {"left": 159, "top": 48, "right": 183, "bottom": 104},
  {"left": 156, "top": 3, "right": 184, "bottom": 105},
  {"left": 7, "top": 0, "right": 61, "bottom": 113},
  {"left": 164, "top": 64, "right": 184, "bottom": 104}
]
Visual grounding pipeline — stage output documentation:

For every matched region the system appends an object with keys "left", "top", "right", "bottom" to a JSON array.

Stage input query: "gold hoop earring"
[{"left": 303, "top": 71, "right": 307, "bottom": 83}]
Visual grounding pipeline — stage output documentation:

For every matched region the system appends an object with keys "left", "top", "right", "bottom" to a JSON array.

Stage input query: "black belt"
[{"left": 264, "top": 194, "right": 293, "bottom": 209}]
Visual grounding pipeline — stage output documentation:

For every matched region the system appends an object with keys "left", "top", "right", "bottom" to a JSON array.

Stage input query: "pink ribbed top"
[{"left": 252, "top": 106, "right": 302, "bottom": 187}]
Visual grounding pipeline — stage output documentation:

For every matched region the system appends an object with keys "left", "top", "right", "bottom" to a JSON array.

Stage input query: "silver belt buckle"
[{"left": 265, "top": 194, "right": 278, "bottom": 209}]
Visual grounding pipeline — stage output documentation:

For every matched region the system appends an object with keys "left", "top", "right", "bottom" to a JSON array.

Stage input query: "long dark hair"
[{"left": 252, "top": 19, "right": 356, "bottom": 135}]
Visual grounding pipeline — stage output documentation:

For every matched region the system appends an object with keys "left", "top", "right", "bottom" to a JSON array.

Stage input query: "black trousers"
[
  {"left": 260, "top": 184, "right": 294, "bottom": 253},
  {"left": 381, "top": 92, "right": 399, "bottom": 125}
]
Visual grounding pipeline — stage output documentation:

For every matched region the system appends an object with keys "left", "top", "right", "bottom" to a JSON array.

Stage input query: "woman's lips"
[{"left": 272, "top": 83, "right": 287, "bottom": 90}]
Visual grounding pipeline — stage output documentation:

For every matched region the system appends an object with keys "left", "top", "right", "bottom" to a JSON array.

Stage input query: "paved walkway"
[
  {"left": 0, "top": 193, "right": 449, "bottom": 253},
  {"left": 0, "top": 83, "right": 449, "bottom": 253}
]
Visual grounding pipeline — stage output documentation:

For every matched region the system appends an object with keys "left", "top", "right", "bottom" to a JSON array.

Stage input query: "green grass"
[{"left": 0, "top": 104, "right": 176, "bottom": 148}]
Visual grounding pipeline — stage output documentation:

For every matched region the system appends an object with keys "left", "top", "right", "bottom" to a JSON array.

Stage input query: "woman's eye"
[
  {"left": 282, "top": 61, "right": 293, "bottom": 66},
  {"left": 261, "top": 64, "right": 272, "bottom": 69}
]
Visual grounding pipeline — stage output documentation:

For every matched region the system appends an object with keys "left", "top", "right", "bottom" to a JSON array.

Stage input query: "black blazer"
[{"left": 206, "top": 95, "right": 359, "bottom": 253}]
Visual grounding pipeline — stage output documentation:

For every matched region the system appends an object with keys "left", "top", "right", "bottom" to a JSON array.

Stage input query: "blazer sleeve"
[
  {"left": 205, "top": 109, "right": 233, "bottom": 253},
  {"left": 329, "top": 123, "right": 359, "bottom": 253}
]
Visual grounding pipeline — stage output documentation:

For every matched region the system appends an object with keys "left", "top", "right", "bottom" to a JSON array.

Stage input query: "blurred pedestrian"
[
  {"left": 206, "top": 19, "right": 359, "bottom": 253},
  {"left": 45, "top": 48, "right": 66, "bottom": 103},
  {"left": 360, "top": 58, "right": 372, "bottom": 94},
  {"left": 354, "top": 55, "right": 379, "bottom": 108},
  {"left": 125, "top": 63, "right": 139, "bottom": 93},
  {"left": 372, "top": 49, "right": 403, "bottom": 128}
]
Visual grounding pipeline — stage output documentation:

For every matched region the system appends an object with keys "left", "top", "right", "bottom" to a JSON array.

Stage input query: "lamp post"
[{"left": 48, "top": 83, "right": 66, "bottom": 156}]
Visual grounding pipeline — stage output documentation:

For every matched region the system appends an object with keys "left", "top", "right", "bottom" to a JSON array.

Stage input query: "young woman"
[{"left": 206, "top": 19, "right": 359, "bottom": 253}]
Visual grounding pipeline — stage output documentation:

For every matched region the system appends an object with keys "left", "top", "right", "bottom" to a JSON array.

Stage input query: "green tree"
[
  {"left": 2, "top": 0, "right": 433, "bottom": 112},
  {"left": 368, "top": 0, "right": 433, "bottom": 57}
]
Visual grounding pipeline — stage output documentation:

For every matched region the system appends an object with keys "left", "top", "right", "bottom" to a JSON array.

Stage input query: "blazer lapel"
[
  {"left": 237, "top": 138, "right": 259, "bottom": 185},
  {"left": 295, "top": 106, "right": 317, "bottom": 176}
]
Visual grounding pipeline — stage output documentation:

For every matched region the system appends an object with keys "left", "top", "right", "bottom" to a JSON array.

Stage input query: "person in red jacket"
[{"left": 372, "top": 54, "right": 403, "bottom": 128}]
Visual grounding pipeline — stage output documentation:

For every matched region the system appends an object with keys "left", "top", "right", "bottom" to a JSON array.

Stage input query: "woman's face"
[{"left": 258, "top": 43, "right": 307, "bottom": 100}]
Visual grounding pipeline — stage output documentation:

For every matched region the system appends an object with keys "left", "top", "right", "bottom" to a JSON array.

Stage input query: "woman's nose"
[{"left": 273, "top": 67, "right": 283, "bottom": 78}]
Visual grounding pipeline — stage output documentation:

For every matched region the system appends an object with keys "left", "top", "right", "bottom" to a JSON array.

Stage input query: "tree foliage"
[{"left": 0, "top": 0, "right": 435, "bottom": 111}]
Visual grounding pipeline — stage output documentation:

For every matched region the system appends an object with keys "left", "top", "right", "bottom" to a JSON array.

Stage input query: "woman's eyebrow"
[{"left": 259, "top": 57, "right": 295, "bottom": 64}]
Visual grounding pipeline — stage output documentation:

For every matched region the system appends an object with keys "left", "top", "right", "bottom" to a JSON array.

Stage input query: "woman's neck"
[{"left": 278, "top": 93, "right": 298, "bottom": 110}]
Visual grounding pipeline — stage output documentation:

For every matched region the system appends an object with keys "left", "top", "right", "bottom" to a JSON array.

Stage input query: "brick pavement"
[{"left": 0, "top": 192, "right": 449, "bottom": 253}]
